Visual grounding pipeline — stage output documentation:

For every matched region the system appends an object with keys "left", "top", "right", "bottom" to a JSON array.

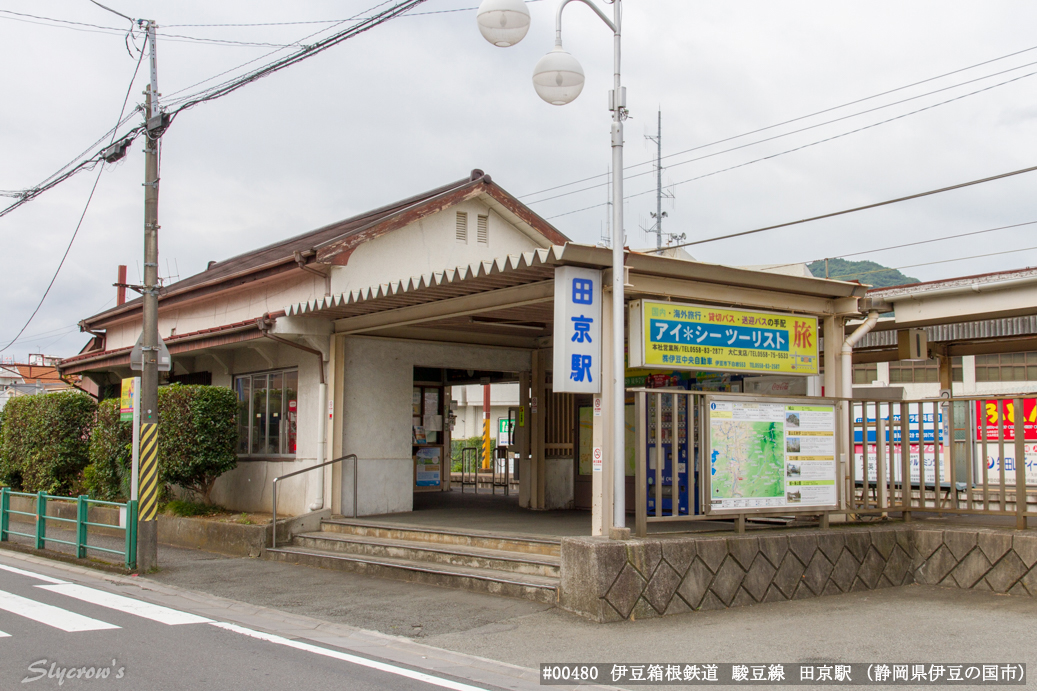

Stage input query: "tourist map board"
[{"left": 707, "top": 398, "right": 838, "bottom": 513}]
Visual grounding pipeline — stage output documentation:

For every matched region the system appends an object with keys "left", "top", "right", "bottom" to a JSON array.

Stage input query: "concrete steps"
[
  {"left": 265, "top": 519, "right": 561, "bottom": 604},
  {"left": 319, "top": 518, "right": 562, "bottom": 557}
]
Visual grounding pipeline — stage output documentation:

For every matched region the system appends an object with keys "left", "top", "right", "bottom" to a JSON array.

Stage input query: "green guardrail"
[{"left": 0, "top": 488, "right": 138, "bottom": 569}]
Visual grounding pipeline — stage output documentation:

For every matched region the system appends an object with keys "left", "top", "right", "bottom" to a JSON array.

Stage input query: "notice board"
[{"left": 704, "top": 396, "right": 838, "bottom": 514}]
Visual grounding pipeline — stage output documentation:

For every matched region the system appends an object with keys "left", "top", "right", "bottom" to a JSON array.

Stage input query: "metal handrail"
[{"left": 271, "top": 454, "right": 356, "bottom": 550}]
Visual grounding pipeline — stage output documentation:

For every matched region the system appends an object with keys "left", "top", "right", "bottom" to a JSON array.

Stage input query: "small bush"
[
  {"left": 84, "top": 399, "right": 131, "bottom": 501},
  {"left": 158, "top": 384, "right": 238, "bottom": 505},
  {"left": 0, "top": 391, "right": 97, "bottom": 495},
  {"left": 164, "top": 499, "right": 224, "bottom": 517}
]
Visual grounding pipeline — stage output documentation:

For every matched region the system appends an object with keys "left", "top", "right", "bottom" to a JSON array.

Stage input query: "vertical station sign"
[{"left": 553, "top": 266, "right": 602, "bottom": 393}]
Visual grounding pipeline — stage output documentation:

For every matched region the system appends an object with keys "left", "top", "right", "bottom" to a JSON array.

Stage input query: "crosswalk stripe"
[
  {"left": 211, "top": 622, "right": 489, "bottom": 691},
  {"left": 0, "top": 564, "right": 67, "bottom": 585},
  {"left": 0, "top": 589, "right": 118, "bottom": 632},
  {"left": 38, "top": 584, "right": 212, "bottom": 626}
]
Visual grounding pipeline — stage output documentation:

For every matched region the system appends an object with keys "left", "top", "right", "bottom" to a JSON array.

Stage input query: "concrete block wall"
[{"left": 559, "top": 524, "right": 1037, "bottom": 622}]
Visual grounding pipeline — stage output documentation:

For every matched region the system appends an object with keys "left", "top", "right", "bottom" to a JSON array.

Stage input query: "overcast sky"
[{"left": 2, "top": 0, "right": 1037, "bottom": 361}]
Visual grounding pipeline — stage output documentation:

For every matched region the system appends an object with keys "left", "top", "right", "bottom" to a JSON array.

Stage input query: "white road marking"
[
  {"left": 0, "top": 630, "right": 10, "bottom": 638},
  {"left": 210, "top": 622, "right": 487, "bottom": 691},
  {"left": 0, "top": 563, "right": 67, "bottom": 584},
  {"left": 38, "top": 584, "right": 212, "bottom": 626},
  {"left": 0, "top": 589, "right": 118, "bottom": 632}
]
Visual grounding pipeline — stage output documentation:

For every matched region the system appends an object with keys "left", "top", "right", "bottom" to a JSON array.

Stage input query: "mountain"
[{"left": 807, "top": 259, "right": 920, "bottom": 288}]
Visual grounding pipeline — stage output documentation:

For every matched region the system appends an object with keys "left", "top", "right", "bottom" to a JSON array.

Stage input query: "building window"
[
  {"left": 455, "top": 212, "right": 467, "bottom": 243},
  {"left": 476, "top": 214, "right": 489, "bottom": 244},
  {"left": 888, "top": 357, "right": 963, "bottom": 384},
  {"left": 975, "top": 352, "right": 1037, "bottom": 382},
  {"left": 234, "top": 369, "right": 298, "bottom": 456},
  {"left": 852, "top": 363, "right": 877, "bottom": 385}
]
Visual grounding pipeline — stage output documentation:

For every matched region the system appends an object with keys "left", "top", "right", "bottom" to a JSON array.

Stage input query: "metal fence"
[
  {"left": 0, "top": 489, "right": 138, "bottom": 568},
  {"left": 630, "top": 388, "right": 1037, "bottom": 537},
  {"left": 850, "top": 395, "right": 1034, "bottom": 528}
]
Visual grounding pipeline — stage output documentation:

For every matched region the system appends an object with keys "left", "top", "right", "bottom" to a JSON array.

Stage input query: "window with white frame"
[{"left": 234, "top": 369, "right": 298, "bottom": 456}]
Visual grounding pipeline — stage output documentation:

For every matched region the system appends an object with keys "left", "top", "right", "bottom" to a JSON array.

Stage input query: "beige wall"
[{"left": 339, "top": 336, "right": 531, "bottom": 516}]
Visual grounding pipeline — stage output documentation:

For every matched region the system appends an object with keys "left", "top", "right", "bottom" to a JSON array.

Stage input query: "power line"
[
  {"left": 164, "top": 0, "right": 429, "bottom": 117},
  {"left": 545, "top": 67, "right": 1037, "bottom": 220},
  {"left": 751, "top": 220, "right": 1037, "bottom": 275},
  {"left": 831, "top": 245, "right": 1037, "bottom": 280},
  {"left": 666, "top": 162, "right": 1037, "bottom": 251},
  {"left": 520, "top": 41, "right": 1037, "bottom": 201},
  {"left": 530, "top": 59, "right": 1037, "bottom": 206},
  {"left": 1, "top": 34, "right": 146, "bottom": 351},
  {"left": 86, "top": 0, "right": 134, "bottom": 24}
]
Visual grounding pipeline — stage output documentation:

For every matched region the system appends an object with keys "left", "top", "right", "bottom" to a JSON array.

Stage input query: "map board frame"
[{"left": 702, "top": 394, "right": 840, "bottom": 516}]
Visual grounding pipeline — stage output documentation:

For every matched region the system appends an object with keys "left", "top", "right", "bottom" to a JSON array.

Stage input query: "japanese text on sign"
[
  {"left": 553, "top": 266, "right": 602, "bottom": 393},
  {"left": 629, "top": 301, "right": 818, "bottom": 375}
]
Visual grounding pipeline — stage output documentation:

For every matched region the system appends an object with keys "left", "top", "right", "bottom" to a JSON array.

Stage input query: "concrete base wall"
[
  {"left": 544, "top": 458, "right": 574, "bottom": 510},
  {"left": 205, "top": 459, "right": 319, "bottom": 516},
  {"left": 559, "top": 524, "right": 1037, "bottom": 622}
]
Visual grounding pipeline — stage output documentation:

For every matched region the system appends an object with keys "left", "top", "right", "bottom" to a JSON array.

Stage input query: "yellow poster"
[
  {"left": 119, "top": 378, "right": 137, "bottom": 422},
  {"left": 635, "top": 301, "right": 818, "bottom": 376}
]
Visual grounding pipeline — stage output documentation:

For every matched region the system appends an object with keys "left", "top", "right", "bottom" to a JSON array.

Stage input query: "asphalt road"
[{"left": 0, "top": 554, "right": 554, "bottom": 691}]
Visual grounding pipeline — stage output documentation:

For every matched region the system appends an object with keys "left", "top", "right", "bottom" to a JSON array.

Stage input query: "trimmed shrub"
[
  {"left": 84, "top": 399, "right": 131, "bottom": 501},
  {"left": 0, "top": 391, "right": 97, "bottom": 495},
  {"left": 156, "top": 385, "right": 238, "bottom": 505},
  {"left": 86, "top": 384, "right": 239, "bottom": 505}
]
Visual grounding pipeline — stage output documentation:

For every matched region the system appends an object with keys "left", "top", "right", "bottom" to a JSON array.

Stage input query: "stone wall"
[{"left": 558, "top": 524, "right": 1037, "bottom": 623}]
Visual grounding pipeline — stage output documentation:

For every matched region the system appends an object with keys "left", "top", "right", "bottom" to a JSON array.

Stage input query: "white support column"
[
  {"left": 518, "top": 370, "right": 532, "bottom": 508},
  {"left": 824, "top": 316, "right": 849, "bottom": 510},
  {"left": 592, "top": 289, "right": 615, "bottom": 536}
]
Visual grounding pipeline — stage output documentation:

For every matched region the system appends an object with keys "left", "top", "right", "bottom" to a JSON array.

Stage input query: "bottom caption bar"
[{"left": 539, "top": 663, "right": 1026, "bottom": 685}]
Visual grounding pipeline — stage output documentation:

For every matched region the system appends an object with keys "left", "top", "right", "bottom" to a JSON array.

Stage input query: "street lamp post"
[{"left": 477, "top": 0, "right": 628, "bottom": 533}]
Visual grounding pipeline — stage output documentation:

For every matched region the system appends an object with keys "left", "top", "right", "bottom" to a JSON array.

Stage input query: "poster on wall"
[
  {"left": 707, "top": 398, "right": 837, "bottom": 513},
  {"left": 415, "top": 447, "right": 441, "bottom": 487}
]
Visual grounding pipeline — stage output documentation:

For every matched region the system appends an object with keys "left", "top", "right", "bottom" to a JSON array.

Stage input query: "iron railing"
[
  {"left": 630, "top": 388, "right": 1037, "bottom": 537},
  {"left": 271, "top": 454, "right": 355, "bottom": 549},
  {"left": 0, "top": 489, "right": 138, "bottom": 569}
]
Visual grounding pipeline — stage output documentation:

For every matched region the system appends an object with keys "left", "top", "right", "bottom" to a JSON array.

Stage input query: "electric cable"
[
  {"left": 531, "top": 60, "right": 1037, "bottom": 205},
  {"left": 742, "top": 220, "right": 1037, "bottom": 275},
  {"left": 520, "top": 41, "right": 1037, "bottom": 200},
  {"left": 663, "top": 163, "right": 1037, "bottom": 252},
  {"left": 546, "top": 67, "right": 1037, "bottom": 219},
  {"left": 831, "top": 246, "right": 1037, "bottom": 280},
  {"left": 0, "top": 37, "right": 147, "bottom": 351}
]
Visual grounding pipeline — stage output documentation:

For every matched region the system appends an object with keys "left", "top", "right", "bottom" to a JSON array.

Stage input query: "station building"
[{"left": 60, "top": 169, "right": 873, "bottom": 534}]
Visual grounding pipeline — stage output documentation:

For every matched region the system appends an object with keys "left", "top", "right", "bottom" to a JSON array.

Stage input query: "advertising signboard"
[
  {"left": 705, "top": 397, "right": 837, "bottom": 513},
  {"left": 119, "top": 378, "right": 138, "bottom": 422},
  {"left": 552, "top": 266, "right": 602, "bottom": 394},
  {"left": 628, "top": 301, "right": 818, "bottom": 376},
  {"left": 974, "top": 398, "right": 1037, "bottom": 441}
]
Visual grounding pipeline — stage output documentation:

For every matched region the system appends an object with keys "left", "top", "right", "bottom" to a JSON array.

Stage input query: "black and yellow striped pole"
[{"left": 138, "top": 423, "right": 159, "bottom": 524}]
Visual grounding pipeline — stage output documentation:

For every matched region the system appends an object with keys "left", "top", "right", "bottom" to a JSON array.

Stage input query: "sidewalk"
[{"left": 6, "top": 517, "right": 1035, "bottom": 689}]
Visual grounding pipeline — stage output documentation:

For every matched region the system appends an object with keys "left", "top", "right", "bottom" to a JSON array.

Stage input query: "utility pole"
[
  {"left": 137, "top": 19, "right": 164, "bottom": 572},
  {"left": 643, "top": 110, "right": 670, "bottom": 250}
]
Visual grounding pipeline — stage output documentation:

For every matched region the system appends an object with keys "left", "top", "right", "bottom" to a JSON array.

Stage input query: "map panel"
[{"left": 708, "top": 399, "right": 837, "bottom": 512}]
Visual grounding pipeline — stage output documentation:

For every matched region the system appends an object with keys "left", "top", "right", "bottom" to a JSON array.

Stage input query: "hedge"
[
  {"left": 0, "top": 391, "right": 97, "bottom": 495},
  {"left": 156, "top": 384, "right": 238, "bottom": 505},
  {"left": 84, "top": 384, "right": 238, "bottom": 504},
  {"left": 1, "top": 385, "right": 239, "bottom": 504},
  {"left": 84, "top": 399, "right": 131, "bottom": 501}
]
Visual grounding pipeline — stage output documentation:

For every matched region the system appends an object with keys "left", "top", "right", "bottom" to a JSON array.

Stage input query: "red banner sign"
[{"left": 974, "top": 399, "right": 1037, "bottom": 442}]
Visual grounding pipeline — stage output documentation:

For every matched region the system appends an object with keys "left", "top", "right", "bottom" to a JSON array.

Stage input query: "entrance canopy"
[{"left": 284, "top": 243, "right": 867, "bottom": 349}]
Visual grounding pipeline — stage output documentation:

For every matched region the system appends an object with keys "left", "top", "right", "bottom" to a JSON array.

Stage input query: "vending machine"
[{"left": 645, "top": 390, "right": 697, "bottom": 515}]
